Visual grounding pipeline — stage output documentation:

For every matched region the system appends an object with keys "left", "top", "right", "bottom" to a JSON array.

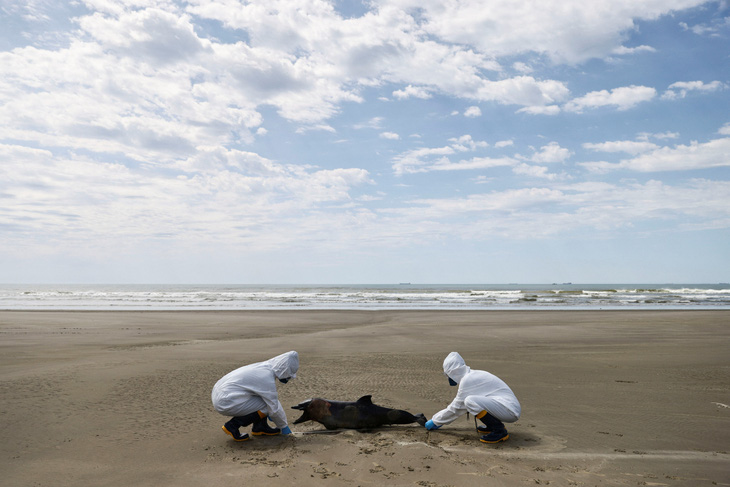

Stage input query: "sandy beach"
[{"left": 1, "top": 310, "right": 728, "bottom": 486}]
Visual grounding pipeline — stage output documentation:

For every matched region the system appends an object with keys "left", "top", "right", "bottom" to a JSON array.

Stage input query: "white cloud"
[
  {"left": 578, "top": 160, "right": 617, "bottom": 174},
  {"left": 639, "top": 131, "right": 679, "bottom": 141},
  {"left": 392, "top": 145, "right": 456, "bottom": 175},
  {"left": 517, "top": 105, "right": 561, "bottom": 115},
  {"left": 512, "top": 62, "right": 533, "bottom": 74},
  {"left": 0, "top": 142, "right": 373, "bottom": 253},
  {"left": 680, "top": 16, "right": 730, "bottom": 36},
  {"left": 295, "top": 124, "right": 337, "bottom": 134},
  {"left": 430, "top": 156, "right": 516, "bottom": 172},
  {"left": 583, "top": 140, "right": 660, "bottom": 155},
  {"left": 621, "top": 137, "right": 730, "bottom": 172},
  {"left": 612, "top": 45, "right": 656, "bottom": 55},
  {"left": 579, "top": 131, "right": 730, "bottom": 172},
  {"left": 495, "top": 140, "right": 514, "bottom": 148},
  {"left": 528, "top": 142, "right": 572, "bottom": 163},
  {"left": 662, "top": 80, "right": 726, "bottom": 100},
  {"left": 476, "top": 76, "right": 570, "bottom": 106},
  {"left": 448, "top": 135, "right": 488, "bottom": 151},
  {"left": 380, "top": 131, "right": 401, "bottom": 140},
  {"left": 393, "top": 85, "right": 432, "bottom": 99},
  {"left": 565, "top": 85, "right": 656, "bottom": 112},
  {"left": 464, "top": 106, "right": 482, "bottom": 117},
  {"left": 513, "top": 163, "right": 558, "bottom": 180},
  {"left": 354, "top": 117, "right": 385, "bottom": 129},
  {"left": 392, "top": 135, "right": 497, "bottom": 174},
  {"left": 383, "top": 179, "right": 730, "bottom": 239},
  {"left": 393, "top": 0, "right": 709, "bottom": 64}
]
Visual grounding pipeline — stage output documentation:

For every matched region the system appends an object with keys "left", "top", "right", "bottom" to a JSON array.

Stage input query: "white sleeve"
[
  {"left": 261, "top": 394, "right": 288, "bottom": 428},
  {"left": 431, "top": 387, "right": 468, "bottom": 425},
  {"left": 255, "top": 377, "right": 288, "bottom": 428}
]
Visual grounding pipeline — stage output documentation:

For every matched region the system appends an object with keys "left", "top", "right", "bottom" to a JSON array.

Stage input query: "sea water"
[{"left": 0, "top": 283, "right": 729, "bottom": 310}]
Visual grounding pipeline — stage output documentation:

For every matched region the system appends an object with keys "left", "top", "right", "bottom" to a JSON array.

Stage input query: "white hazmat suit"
[
  {"left": 212, "top": 351, "right": 299, "bottom": 429},
  {"left": 431, "top": 352, "right": 520, "bottom": 426}
]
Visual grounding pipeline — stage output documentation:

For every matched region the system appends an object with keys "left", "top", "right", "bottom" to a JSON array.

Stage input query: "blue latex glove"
[
  {"left": 425, "top": 420, "right": 441, "bottom": 430},
  {"left": 281, "top": 426, "right": 292, "bottom": 435}
]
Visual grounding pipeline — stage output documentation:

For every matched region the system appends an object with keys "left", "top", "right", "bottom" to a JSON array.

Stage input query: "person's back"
[{"left": 460, "top": 369, "right": 517, "bottom": 402}]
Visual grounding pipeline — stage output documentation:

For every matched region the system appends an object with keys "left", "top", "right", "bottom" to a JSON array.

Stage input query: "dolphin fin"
[{"left": 356, "top": 395, "right": 373, "bottom": 404}]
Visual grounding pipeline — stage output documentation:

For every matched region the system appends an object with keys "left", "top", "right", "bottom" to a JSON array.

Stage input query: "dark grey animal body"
[{"left": 292, "top": 395, "right": 427, "bottom": 430}]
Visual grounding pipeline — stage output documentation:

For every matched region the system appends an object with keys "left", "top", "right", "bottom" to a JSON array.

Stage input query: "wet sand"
[{"left": 1, "top": 310, "right": 728, "bottom": 486}]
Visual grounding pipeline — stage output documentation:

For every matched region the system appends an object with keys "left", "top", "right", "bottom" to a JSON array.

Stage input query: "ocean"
[{"left": 0, "top": 283, "right": 729, "bottom": 310}]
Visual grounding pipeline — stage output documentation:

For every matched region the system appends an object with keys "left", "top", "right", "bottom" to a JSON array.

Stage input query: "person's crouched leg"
[{"left": 251, "top": 411, "right": 281, "bottom": 436}]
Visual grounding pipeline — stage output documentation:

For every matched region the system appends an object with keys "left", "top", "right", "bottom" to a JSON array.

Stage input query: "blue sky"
[{"left": 1, "top": 0, "right": 728, "bottom": 284}]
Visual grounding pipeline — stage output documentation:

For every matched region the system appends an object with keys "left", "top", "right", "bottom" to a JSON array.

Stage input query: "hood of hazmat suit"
[
  {"left": 443, "top": 351, "right": 470, "bottom": 384},
  {"left": 431, "top": 351, "right": 520, "bottom": 426},
  {"left": 267, "top": 350, "right": 299, "bottom": 380},
  {"left": 211, "top": 351, "right": 299, "bottom": 428}
]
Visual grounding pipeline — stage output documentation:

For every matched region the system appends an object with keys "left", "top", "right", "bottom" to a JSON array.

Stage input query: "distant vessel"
[{"left": 399, "top": 282, "right": 411, "bottom": 285}]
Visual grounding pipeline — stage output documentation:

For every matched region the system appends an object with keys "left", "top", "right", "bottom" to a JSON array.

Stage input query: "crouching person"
[
  {"left": 425, "top": 352, "right": 520, "bottom": 444},
  {"left": 212, "top": 351, "right": 298, "bottom": 441}
]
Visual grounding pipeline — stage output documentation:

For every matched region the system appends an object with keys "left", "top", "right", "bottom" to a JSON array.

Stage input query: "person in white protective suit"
[
  {"left": 424, "top": 351, "right": 521, "bottom": 444},
  {"left": 212, "top": 351, "right": 299, "bottom": 442}
]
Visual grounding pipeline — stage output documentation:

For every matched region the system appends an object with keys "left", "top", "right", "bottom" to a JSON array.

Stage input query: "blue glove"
[
  {"left": 281, "top": 426, "right": 292, "bottom": 435},
  {"left": 425, "top": 420, "right": 441, "bottom": 430}
]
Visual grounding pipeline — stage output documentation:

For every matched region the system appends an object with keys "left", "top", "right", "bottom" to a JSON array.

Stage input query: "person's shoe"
[
  {"left": 251, "top": 420, "right": 281, "bottom": 436},
  {"left": 479, "top": 429, "right": 509, "bottom": 444},
  {"left": 222, "top": 423, "right": 251, "bottom": 442}
]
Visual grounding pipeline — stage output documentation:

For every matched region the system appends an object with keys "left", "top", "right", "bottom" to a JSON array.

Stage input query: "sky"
[{"left": 0, "top": 0, "right": 729, "bottom": 284}]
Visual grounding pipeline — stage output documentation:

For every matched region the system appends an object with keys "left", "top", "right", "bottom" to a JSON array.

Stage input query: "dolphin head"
[{"left": 291, "top": 398, "right": 331, "bottom": 424}]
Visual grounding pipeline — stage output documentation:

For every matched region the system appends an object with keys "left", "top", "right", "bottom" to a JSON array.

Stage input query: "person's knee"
[
  {"left": 465, "top": 395, "right": 519, "bottom": 423},
  {"left": 464, "top": 396, "right": 487, "bottom": 416}
]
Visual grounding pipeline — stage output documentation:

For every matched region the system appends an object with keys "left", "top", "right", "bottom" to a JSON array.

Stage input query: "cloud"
[
  {"left": 400, "top": 0, "right": 710, "bottom": 64},
  {"left": 661, "top": 80, "right": 726, "bottom": 100},
  {"left": 517, "top": 105, "right": 561, "bottom": 115},
  {"left": 495, "top": 140, "right": 515, "bottom": 148},
  {"left": 579, "top": 130, "right": 730, "bottom": 172},
  {"left": 512, "top": 163, "right": 558, "bottom": 180},
  {"left": 527, "top": 142, "right": 572, "bottom": 163},
  {"left": 392, "top": 85, "right": 432, "bottom": 99},
  {"left": 583, "top": 140, "right": 660, "bottom": 155},
  {"left": 354, "top": 117, "right": 384, "bottom": 129},
  {"left": 380, "top": 131, "right": 401, "bottom": 140},
  {"left": 680, "top": 16, "right": 730, "bottom": 36},
  {"left": 382, "top": 179, "right": 730, "bottom": 239},
  {"left": 0, "top": 142, "right": 373, "bottom": 253},
  {"left": 612, "top": 45, "right": 656, "bottom": 55},
  {"left": 639, "top": 131, "right": 679, "bottom": 141},
  {"left": 622, "top": 137, "right": 730, "bottom": 172},
  {"left": 392, "top": 135, "right": 496, "bottom": 174},
  {"left": 448, "top": 135, "right": 488, "bottom": 151},
  {"left": 464, "top": 106, "right": 482, "bottom": 117},
  {"left": 429, "top": 156, "right": 516, "bottom": 172},
  {"left": 564, "top": 85, "right": 656, "bottom": 112}
]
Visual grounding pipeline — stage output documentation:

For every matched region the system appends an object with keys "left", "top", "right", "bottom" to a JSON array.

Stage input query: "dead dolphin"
[{"left": 292, "top": 395, "right": 427, "bottom": 430}]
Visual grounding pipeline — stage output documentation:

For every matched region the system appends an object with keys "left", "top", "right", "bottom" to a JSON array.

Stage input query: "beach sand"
[{"left": 1, "top": 310, "right": 728, "bottom": 486}]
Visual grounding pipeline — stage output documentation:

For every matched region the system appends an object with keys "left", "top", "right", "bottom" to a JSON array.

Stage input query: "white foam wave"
[{"left": 1, "top": 284, "right": 729, "bottom": 310}]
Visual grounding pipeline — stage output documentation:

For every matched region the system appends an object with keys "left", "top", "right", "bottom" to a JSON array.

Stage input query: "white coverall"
[
  {"left": 431, "top": 352, "right": 521, "bottom": 426},
  {"left": 211, "top": 351, "right": 299, "bottom": 429}
]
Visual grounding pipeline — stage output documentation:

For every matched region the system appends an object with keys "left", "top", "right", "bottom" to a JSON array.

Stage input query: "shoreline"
[{"left": 1, "top": 310, "right": 728, "bottom": 486}]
